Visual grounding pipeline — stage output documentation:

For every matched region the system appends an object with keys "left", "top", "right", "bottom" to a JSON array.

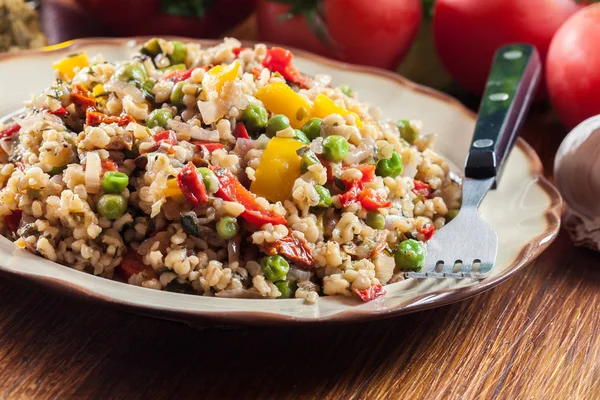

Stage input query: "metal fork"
[{"left": 406, "top": 43, "right": 542, "bottom": 279}]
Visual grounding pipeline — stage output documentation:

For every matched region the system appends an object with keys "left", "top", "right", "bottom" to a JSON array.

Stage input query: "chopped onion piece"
[
  {"left": 190, "top": 126, "right": 220, "bottom": 142},
  {"left": 85, "top": 152, "right": 101, "bottom": 194}
]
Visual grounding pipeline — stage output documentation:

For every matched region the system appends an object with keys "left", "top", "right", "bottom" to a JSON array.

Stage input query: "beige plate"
[{"left": 0, "top": 38, "right": 562, "bottom": 326}]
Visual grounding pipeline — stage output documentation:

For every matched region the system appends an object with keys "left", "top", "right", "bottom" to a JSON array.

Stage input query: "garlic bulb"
[{"left": 554, "top": 115, "right": 600, "bottom": 249}]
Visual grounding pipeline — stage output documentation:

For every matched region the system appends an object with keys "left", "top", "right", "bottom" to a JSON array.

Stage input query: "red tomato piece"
[
  {"left": 192, "top": 141, "right": 226, "bottom": 153},
  {"left": 153, "top": 130, "right": 177, "bottom": 146},
  {"left": 50, "top": 107, "right": 69, "bottom": 117},
  {"left": 116, "top": 250, "right": 156, "bottom": 280},
  {"left": 358, "top": 188, "right": 392, "bottom": 210},
  {"left": 234, "top": 122, "right": 250, "bottom": 139},
  {"left": 86, "top": 110, "right": 134, "bottom": 127},
  {"left": 354, "top": 283, "right": 386, "bottom": 302},
  {"left": 261, "top": 234, "right": 314, "bottom": 267},
  {"left": 420, "top": 224, "right": 435, "bottom": 242},
  {"left": 210, "top": 166, "right": 287, "bottom": 226},
  {"left": 262, "top": 47, "right": 309, "bottom": 88},
  {"left": 101, "top": 159, "right": 118, "bottom": 173},
  {"left": 163, "top": 68, "right": 194, "bottom": 83},
  {"left": 338, "top": 180, "right": 364, "bottom": 208},
  {"left": 344, "top": 164, "right": 375, "bottom": 183},
  {"left": 177, "top": 162, "right": 208, "bottom": 207},
  {"left": 0, "top": 123, "right": 20, "bottom": 140},
  {"left": 413, "top": 180, "right": 432, "bottom": 199},
  {"left": 4, "top": 210, "right": 22, "bottom": 234},
  {"left": 70, "top": 84, "right": 95, "bottom": 109}
]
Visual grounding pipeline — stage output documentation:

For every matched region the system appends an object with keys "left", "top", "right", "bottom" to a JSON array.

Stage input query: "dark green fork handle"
[{"left": 464, "top": 44, "right": 542, "bottom": 183}]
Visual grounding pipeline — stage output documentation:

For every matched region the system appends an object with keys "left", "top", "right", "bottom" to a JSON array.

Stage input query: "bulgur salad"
[{"left": 0, "top": 38, "right": 461, "bottom": 303}]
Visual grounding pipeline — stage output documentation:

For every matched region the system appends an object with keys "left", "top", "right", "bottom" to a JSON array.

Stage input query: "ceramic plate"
[{"left": 0, "top": 38, "right": 562, "bottom": 325}]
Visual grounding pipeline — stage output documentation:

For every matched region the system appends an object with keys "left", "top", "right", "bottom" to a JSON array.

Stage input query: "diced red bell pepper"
[
  {"left": 50, "top": 107, "right": 69, "bottom": 117},
  {"left": 354, "top": 283, "right": 386, "bottom": 302},
  {"left": 251, "top": 64, "right": 263, "bottom": 80},
  {"left": 116, "top": 250, "right": 156, "bottom": 281},
  {"left": 413, "top": 180, "right": 432, "bottom": 199},
  {"left": 343, "top": 164, "right": 375, "bottom": 183},
  {"left": 0, "top": 123, "right": 20, "bottom": 140},
  {"left": 420, "top": 224, "right": 435, "bottom": 242},
  {"left": 70, "top": 84, "right": 95, "bottom": 109},
  {"left": 192, "top": 141, "right": 225, "bottom": 153},
  {"left": 4, "top": 210, "right": 22, "bottom": 234},
  {"left": 86, "top": 110, "right": 134, "bottom": 127},
  {"left": 153, "top": 130, "right": 177, "bottom": 146},
  {"left": 261, "top": 234, "right": 314, "bottom": 267},
  {"left": 232, "top": 47, "right": 249, "bottom": 58},
  {"left": 101, "top": 159, "right": 118, "bottom": 174},
  {"left": 210, "top": 166, "right": 287, "bottom": 226},
  {"left": 177, "top": 161, "right": 208, "bottom": 207},
  {"left": 234, "top": 122, "right": 250, "bottom": 139},
  {"left": 358, "top": 188, "right": 392, "bottom": 210},
  {"left": 338, "top": 180, "right": 364, "bottom": 208},
  {"left": 163, "top": 68, "right": 194, "bottom": 83},
  {"left": 262, "top": 47, "right": 310, "bottom": 88}
]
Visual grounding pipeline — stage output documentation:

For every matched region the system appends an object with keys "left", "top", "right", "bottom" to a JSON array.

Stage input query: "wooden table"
[{"left": 1, "top": 7, "right": 599, "bottom": 399}]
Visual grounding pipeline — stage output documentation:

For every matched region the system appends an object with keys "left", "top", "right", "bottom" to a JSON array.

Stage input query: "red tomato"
[
  {"left": 257, "top": 0, "right": 422, "bottom": 70},
  {"left": 547, "top": 4, "right": 600, "bottom": 129},
  {"left": 73, "top": 0, "right": 255, "bottom": 38},
  {"left": 433, "top": 0, "right": 583, "bottom": 96}
]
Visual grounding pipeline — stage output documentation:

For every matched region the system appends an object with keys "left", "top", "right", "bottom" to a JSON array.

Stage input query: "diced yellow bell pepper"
[
  {"left": 250, "top": 137, "right": 304, "bottom": 203},
  {"left": 202, "top": 61, "right": 241, "bottom": 99},
  {"left": 164, "top": 178, "right": 183, "bottom": 198},
  {"left": 92, "top": 84, "right": 104, "bottom": 97},
  {"left": 92, "top": 84, "right": 106, "bottom": 107},
  {"left": 255, "top": 82, "right": 312, "bottom": 129},
  {"left": 52, "top": 52, "right": 89, "bottom": 81},
  {"left": 312, "top": 94, "right": 363, "bottom": 128}
]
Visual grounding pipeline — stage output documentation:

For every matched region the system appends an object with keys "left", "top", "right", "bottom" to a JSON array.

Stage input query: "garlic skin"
[{"left": 554, "top": 115, "right": 600, "bottom": 249}]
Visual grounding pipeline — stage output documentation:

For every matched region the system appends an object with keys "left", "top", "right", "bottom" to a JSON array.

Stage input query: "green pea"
[
  {"left": 169, "top": 41, "right": 188, "bottom": 65},
  {"left": 299, "top": 148, "right": 321, "bottom": 173},
  {"left": 322, "top": 135, "right": 349, "bottom": 162},
  {"left": 266, "top": 114, "right": 290, "bottom": 137},
  {"left": 97, "top": 194, "right": 127, "bottom": 220},
  {"left": 170, "top": 81, "right": 186, "bottom": 108},
  {"left": 397, "top": 120, "right": 418, "bottom": 144},
  {"left": 366, "top": 212, "right": 385, "bottom": 230},
  {"left": 300, "top": 117, "right": 322, "bottom": 141},
  {"left": 446, "top": 209, "right": 459, "bottom": 221},
  {"left": 140, "top": 38, "right": 161, "bottom": 57},
  {"left": 394, "top": 239, "right": 426, "bottom": 271},
  {"left": 115, "top": 61, "right": 147, "bottom": 83},
  {"left": 376, "top": 151, "right": 403, "bottom": 178},
  {"left": 261, "top": 255, "right": 290, "bottom": 282},
  {"left": 216, "top": 216, "right": 239, "bottom": 240},
  {"left": 241, "top": 104, "right": 268, "bottom": 137},
  {"left": 294, "top": 129, "right": 310, "bottom": 144},
  {"left": 102, "top": 171, "right": 129, "bottom": 194},
  {"left": 146, "top": 109, "right": 173, "bottom": 129},
  {"left": 314, "top": 185, "right": 332, "bottom": 207},
  {"left": 339, "top": 84, "right": 353, "bottom": 97},
  {"left": 275, "top": 280, "right": 297, "bottom": 299},
  {"left": 196, "top": 167, "right": 219, "bottom": 194}
]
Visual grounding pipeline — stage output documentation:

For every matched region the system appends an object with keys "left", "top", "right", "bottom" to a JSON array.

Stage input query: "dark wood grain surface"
[{"left": 1, "top": 6, "right": 598, "bottom": 400}]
